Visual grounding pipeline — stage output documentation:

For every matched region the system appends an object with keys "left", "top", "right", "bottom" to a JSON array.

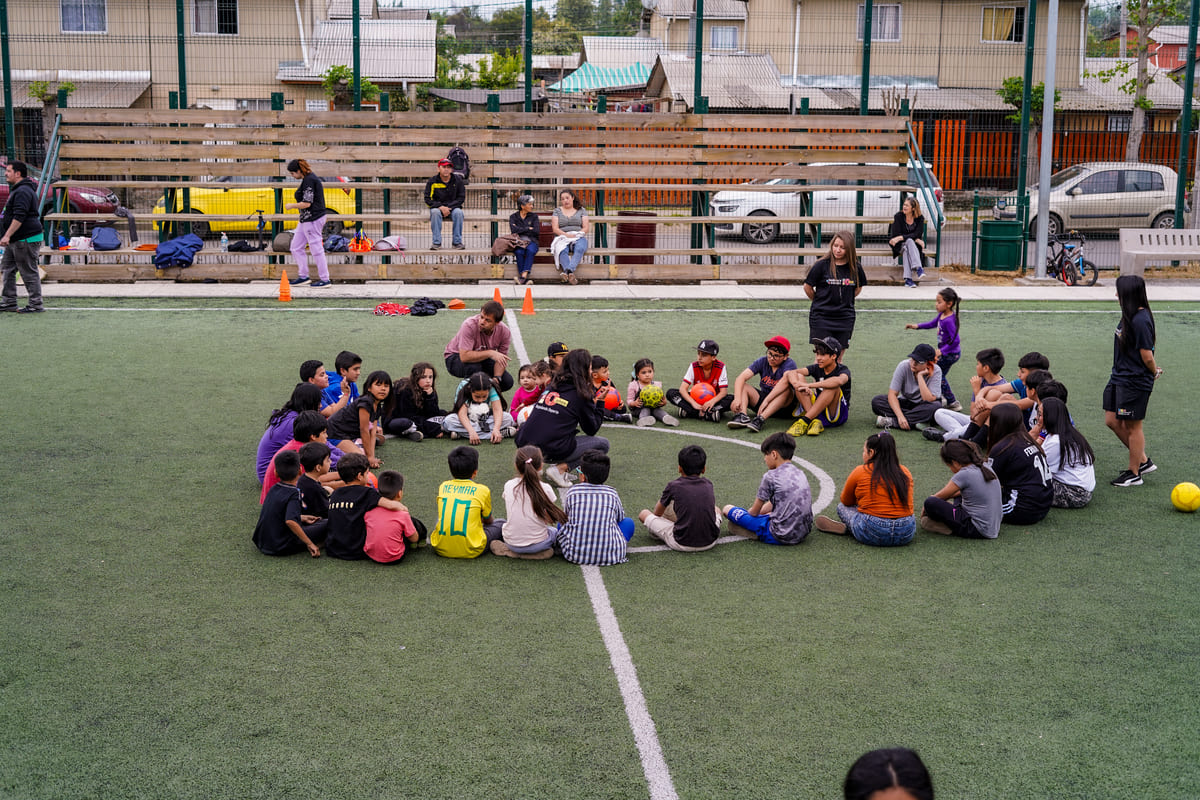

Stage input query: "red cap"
[
  {"left": 438, "top": 158, "right": 453, "bottom": 167},
  {"left": 764, "top": 335, "right": 791, "bottom": 354}
]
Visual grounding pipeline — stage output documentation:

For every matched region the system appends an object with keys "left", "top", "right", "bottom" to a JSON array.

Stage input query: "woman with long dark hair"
[
  {"left": 284, "top": 158, "right": 331, "bottom": 287},
  {"left": 550, "top": 189, "right": 589, "bottom": 284},
  {"left": 816, "top": 431, "right": 915, "bottom": 546},
  {"left": 1104, "top": 274, "right": 1161, "bottom": 487},
  {"left": 255, "top": 382, "right": 323, "bottom": 483},
  {"left": 515, "top": 348, "right": 608, "bottom": 486},
  {"left": 804, "top": 229, "right": 868, "bottom": 357}
]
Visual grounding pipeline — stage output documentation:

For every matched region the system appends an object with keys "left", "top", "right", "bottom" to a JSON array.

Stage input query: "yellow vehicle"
[{"left": 153, "top": 175, "right": 356, "bottom": 237}]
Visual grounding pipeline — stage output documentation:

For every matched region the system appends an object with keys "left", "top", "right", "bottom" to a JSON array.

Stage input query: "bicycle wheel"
[
  {"left": 1064, "top": 260, "right": 1079, "bottom": 286},
  {"left": 1080, "top": 259, "right": 1099, "bottom": 286}
]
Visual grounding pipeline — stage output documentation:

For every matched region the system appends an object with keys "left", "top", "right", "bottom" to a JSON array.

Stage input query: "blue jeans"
[
  {"left": 558, "top": 237, "right": 588, "bottom": 273},
  {"left": 937, "top": 351, "right": 959, "bottom": 404},
  {"left": 836, "top": 503, "right": 916, "bottom": 547},
  {"left": 429, "top": 207, "right": 464, "bottom": 246},
  {"left": 514, "top": 241, "right": 539, "bottom": 275}
]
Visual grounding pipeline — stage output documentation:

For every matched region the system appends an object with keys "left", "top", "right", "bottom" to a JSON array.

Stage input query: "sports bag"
[
  {"left": 153, "top": 233, "right": 204, "bottom": 268},
  {"left": 409, "top": 297, "right": 445, "bottom": 317},
  {"left": 272, "top": 231, "right": 294, "bottom": 253},
  {"left": 373, "top": 235, "right": 406, "bottom": 251},
  {"left": 91, "top": 225, "right": 122, "bottom": 251},
  {"left": 447, "top": 146, "right": 470, "bottom": 184},
  {"left": 348, "top": 232, "right": 374, "bottom": 253}
]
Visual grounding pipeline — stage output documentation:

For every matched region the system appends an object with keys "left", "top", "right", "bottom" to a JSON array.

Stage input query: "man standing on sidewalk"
[{"left": 1, "top": 160, "right": 45, "bottom": 314}]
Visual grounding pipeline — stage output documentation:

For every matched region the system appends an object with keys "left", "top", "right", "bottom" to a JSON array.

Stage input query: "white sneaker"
[
  {"left": 661, "top": 412, "right": 679, "bottom": 427},
  {"left": 875, "top": 415, "right": 896, "bottom": 428},
  {"left": 544, "top": 465, "right": 573, "bottom": 488}
]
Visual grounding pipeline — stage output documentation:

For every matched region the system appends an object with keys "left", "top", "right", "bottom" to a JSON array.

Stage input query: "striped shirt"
[{"left": 559, "top": 483, "right": 628, "bottom": 566}]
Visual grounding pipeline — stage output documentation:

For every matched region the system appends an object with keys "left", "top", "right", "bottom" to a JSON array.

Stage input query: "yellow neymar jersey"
[{"left": 431, "top": 479, "right": 492, "bottom": 558}]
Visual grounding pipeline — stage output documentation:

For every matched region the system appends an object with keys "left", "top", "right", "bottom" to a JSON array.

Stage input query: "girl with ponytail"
[
  {"left": 920, "top": 439, "right": 1003, "bottom": 539},
  {"left": 492, "top": 446, "right": 568, "bottom": 559}
]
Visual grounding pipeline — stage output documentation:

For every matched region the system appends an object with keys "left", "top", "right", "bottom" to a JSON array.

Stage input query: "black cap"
[
  {"left": 908, "top": 343, "right": 937, "bottom": 363},
  {"left": 547, "top": 341, "right": 569, "bottom": 357},
  {"left": 810, "top": 336, "right": 843, "bottom": 355},
  {"left": 696, "top": 339, "right": 719, "bottom": 355}
]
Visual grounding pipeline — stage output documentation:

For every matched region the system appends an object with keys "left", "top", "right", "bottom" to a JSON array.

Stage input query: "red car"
[{"left": 0, "top": 159, "right": 119, "bottom": 234}]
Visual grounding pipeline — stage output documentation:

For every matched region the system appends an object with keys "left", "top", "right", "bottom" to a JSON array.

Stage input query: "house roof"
[
  {"left": 276, "top": 20, "right": 436, "bottom": 82},
  {"left": 426, "top": 87, "right": 547, "bottom": 106},
  {"left": 1147, "top": 25, "right": 1195, "bottom": 45},
  {"left": 327, "top": 0, "right": 376, "bottom": 18},
  {"left": 548, "top": 62, "right": 652, "bottom": 93},
  {"left": 0, "top": 73, "right": 150, "bottom": 109},
  {"left": 647, "top": 53, "right": 790, "bottom": 110},
  {"left": 1078, "top": 57, "right": 1192, "bottom": 110},
  {"left": 580, "top": 37, "right": 665, "bottom": 69},
  {"left": 654, "top": 0, "right": 748, "bottom": 20}
]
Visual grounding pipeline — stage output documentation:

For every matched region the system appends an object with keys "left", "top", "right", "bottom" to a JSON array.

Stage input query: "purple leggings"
[{"left": 291, "top": 216, "right": 330, "bottom": 281}]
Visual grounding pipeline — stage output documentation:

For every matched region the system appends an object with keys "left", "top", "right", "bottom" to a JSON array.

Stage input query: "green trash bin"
[{"left": 978, "top": 220, "right": 1024, "bottom": 270}]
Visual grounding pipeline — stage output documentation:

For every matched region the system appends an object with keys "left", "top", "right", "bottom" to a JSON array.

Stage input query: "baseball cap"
[
  {"left": 908, "top": 343, "right": 937, "bottom": 363},
  {"left": 764, "top": 335, "right": 791, "bottom": 354},
  {"left": 696, "top": 339, "right": 720, "bottom": 355},
  {"left": 437, "top": 158, "right": 453, "bottom": 167},
  {"left": 810, "top": 336, "right": 843, "bottom": 355},
  {"left": 547, "top": 341, "right": 569, "bottom": 357}
]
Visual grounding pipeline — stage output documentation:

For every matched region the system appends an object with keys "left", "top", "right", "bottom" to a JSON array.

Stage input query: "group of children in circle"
[{"left": 252, "top": 285, "right": 1100, "bottom": 565}]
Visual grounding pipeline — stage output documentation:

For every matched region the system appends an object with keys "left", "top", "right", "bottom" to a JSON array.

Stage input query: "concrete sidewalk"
[{"left": 31, "top": 278, "right": 1200, "bottom": 303}]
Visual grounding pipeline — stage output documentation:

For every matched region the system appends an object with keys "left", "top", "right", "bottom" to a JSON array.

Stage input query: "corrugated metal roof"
[
  {"left": 377, "top": 8, "right": 429, "bottom": 20},
  {"left": 548, "top": 62, "right": 652, "bottom": 93},
  {"left": 1148, "top": 25, "right": 1193, "bottom": 45},
  {"left": 276, "top": 20, "right": 436, "bottom": 82},
  {"left": 649, "top": 53, "right": 789, "bottom": 109},
  {"left": 1079, "top": 57, "right": 1190, "bottom": 110},
  {"left": 327, "top": 0, "right": 376, "bottom": 19},
  {"left": 655, "top": 0, "right": 748, "bottom": 20},
  {"left": 580, "top": 37, "right": 665, "bottom": 69},
  {"left": 0, "top": 80, "right": 149, "bottom": 109},
  {"left": 426, "top": 87, "right": 547, "bottom": 106}
]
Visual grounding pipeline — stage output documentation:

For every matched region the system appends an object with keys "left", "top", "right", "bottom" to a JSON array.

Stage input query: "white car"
[
  {"left": 713, "top": 162, "right": 945, "bottom": 244},
  {"left": 992, "top": 162, "right": 1183, "bottom": 236}
]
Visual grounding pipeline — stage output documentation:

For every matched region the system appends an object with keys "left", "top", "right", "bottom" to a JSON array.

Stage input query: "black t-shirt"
[
  {"left": 253, "top": 483, "right": 304, "bottom": 556},
  {"left": 325, "top": 485, "right": 381, "bottom": 560},
  {"left": 1110, "top": 308, "right": 1155, "bottom": 392},
  {"left": 295, "top": 173, "right": 326, "bottom": 222},
  {"left": 988, "top": 437, "right": 1052, "bottom": 521},
  {"left": 514, "top": 381, "right": 603, "bottom": 463},
  {"left": 804, "top": 361, "right": 852, "bottom": 404},
  {"left": 327, "top": 396, "right": 380, "bottom": 441},
  {"left": 297, "top": 474, "right": 328, "bottom": 519},
  {"left": 805, "top": 257, "right": 868, "bottom": 320},
  {"left": 659, "top": 475, "right": 719, "bottom": 548}
]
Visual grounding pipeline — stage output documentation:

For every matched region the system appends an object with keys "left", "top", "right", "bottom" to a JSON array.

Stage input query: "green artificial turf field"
[{"left": 2, "top": 297, "right": 1198, "bottom": 799}]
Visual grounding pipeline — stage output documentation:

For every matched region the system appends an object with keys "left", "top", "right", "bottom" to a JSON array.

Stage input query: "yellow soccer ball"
[{"left": 1170, "top": 482, "right": 1200, "bottom": 513}]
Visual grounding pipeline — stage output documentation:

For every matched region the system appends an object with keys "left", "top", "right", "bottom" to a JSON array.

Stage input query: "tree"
[
  {"left": 556, "top": 0, "right": 594, "bottom": 33},
  {"left": 321, "top": 65, "right": 380, "bottom": 109},
  {"left": 997, "top": 77, "right": 1060, "bottom": 188},
  {"left": 534, "top": 17, "right": 583, "bottom": 55},
  {"left": 477, "top": 51, "right": 522, "bottom": 90},
  {"left": 28, "top": 80, "right": 75, "bottom": 161}
]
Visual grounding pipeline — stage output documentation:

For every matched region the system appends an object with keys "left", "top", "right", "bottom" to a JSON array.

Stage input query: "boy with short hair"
[
  {"left": 666, "top": 339, "right": 733, "bottom": 422},
  {"left": 297, "top": 441, "right": 333, "bottom": 519},
  {"left": 722, "top": 432, "right": 813, "bottom": 545},
  {"left": 638, "top": 445, "right": 722, "bottom": 552},
  {"left": 727, "top": 336, "right": 797, "bottom": 430},
  {"left": 749, "top": 336, "right": 851, "bottom": 437},
  {"left": 558, "top": 449, "right": 635, "bottom": 565},
  {"left": 260, "top": 411, "right": 332, "bottom": 503},
  {"left": 927, "top": 348, "right": 1006, "bottom": 442},
  {"left": 546, "top": 341, "right": 569, "bottom": 370},
  {"left": 322, "top": 350, "right": 362, "bottom": 408},
  {"left": 592, "top": 355, "right": 634, "bottom": 424},
  {"left": 363, "top": 470, "right": 424, "bottom": 564},
  {"left": 253, "top": 450, "right": 327, "bottom": 558},
  {"left": 871, "top": 343, "right": 943, "bottom": 431},
  {"left": 431, "top": 446, "right": 504, "bottom": 558},
  {"left": 324, "top": 454, "right": 405, "bottom": 560}
]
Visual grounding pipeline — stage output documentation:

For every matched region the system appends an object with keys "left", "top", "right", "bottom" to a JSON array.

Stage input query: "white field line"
[{"left": 42, "top": 306, "right": 1200, "bottom": 315}]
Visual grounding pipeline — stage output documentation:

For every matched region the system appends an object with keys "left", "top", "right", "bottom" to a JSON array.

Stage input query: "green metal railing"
[{"left": 904, "top": 120, "right": 943, "bottom": 270}]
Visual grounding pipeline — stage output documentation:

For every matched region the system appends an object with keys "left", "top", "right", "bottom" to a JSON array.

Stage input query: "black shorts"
[
  {"left": 809, "top": 318, "right": 854, "bottom": 351},
  {"left": 1103, "top": 381, "right": 1151, "bottom": 421}
]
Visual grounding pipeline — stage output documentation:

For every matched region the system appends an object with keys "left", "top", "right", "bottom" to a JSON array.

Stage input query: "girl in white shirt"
[
  {"left": 492, "top": 446, "right": 568, "bottom": 559},
  {"left": 1040, "top": 397, "right": 1096, "bottom": 508}
]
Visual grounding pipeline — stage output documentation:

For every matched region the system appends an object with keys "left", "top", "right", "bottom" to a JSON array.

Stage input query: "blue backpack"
[
  {"left": 324, "top": 234, "right": 350, "bottom": 252},
  {"left": 153, "top": 233, "right": 205, "bottom": 268},
  {"left": 91, "top": 225, "right": 122, "bottom": 251}
]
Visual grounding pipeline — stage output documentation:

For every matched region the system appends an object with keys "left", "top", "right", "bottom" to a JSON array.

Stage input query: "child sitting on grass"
[
  {"left": 363, "top": 470, "right": 425, "bottom": 565},
  {"left": 666, "top": 339, "right": 733, "bottom": 422},
  {"left": 558, "top": 449, "right": 635, "bottom": 566},
  {"left": 386, "top": 362, "right": 447, "bottom": 441},
  {"left": 511, "top": 363, "right": 545, "bottom": 419},
  {"left": 431, "top": 446, "right": 504, "bottom": 559},
  {"left": 921, "top": 439, "right": 1002, "bottom": 538},
  {"left": 443, "top": 372, "right": 516, "bottom": 445},
  {"left": 722, "top": 432, "right": 813, "bottom": 545},
  {"left": 492, "top": 446, "right": 567, "bottom": 560},
  {"left": 815, "top": 431, "right": 915, "bottom": 547},
  {"left": 626, "top": 358, "right": 678, "bottom": 427},
  {"left": 253, "top": 450, "right": 327, "bottom": 558},
  {"left": 297, "top": 441, "right": 333, "bottom": 520},
  {"left": 1039, "top": 397, "right": 1096, "bottom": 508},
  {"left": 592, "top": 355, "right": 634, "bottom": 424},
  {"left": 324, "top": 454, "right": 406, "bottom": 560},
  {"left": 985, "top": 402, "right": 1053, "bottom": 526},
  {"left": 326, "top": 370, "right": 392, "bottom": 469},
  {"left": 749, "top": 336, "right": 851, "bottom": 437},
  {"left": 260, "top": 411, "right": 334, "bottom": 503},
  {"left": 638, "top": 445, "right": 722, "bottom": 552}
]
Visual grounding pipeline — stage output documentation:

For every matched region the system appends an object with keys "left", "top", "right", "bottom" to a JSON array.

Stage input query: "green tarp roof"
[{"left": 548, "top": 62, "right": 651, "bottom": 93}]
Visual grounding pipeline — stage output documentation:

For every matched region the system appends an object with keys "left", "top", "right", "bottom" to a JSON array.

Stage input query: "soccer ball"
[
  {"left": 1170, "top": 482, "right": 1200, "bottom": 512},
  {"left": 603, "top": 388, "right": 621, "bottom": 410},
  {"left": 639, "top": 384, "right": 665, "bottom": 408},
  {"left": 690, "top": 382, "right": 716, "bottom": 404},
  {"left": 516, "top": 405, "right": 534, "bottom": 426}
]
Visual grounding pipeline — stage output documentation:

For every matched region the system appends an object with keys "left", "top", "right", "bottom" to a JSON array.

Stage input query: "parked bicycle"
[{"left": 1046, "top": 230, "right": 1099, "bottom": 286}]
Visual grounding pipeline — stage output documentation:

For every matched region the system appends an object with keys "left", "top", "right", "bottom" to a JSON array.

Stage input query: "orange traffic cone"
[
  {"left": 493, "top": 287, "right": 503, "bottom": 305},
  {"left": 279, "top": 270, "right": 292, "bottom": 302},
  {"left": 520, "top": 287, "right": 535, "bottom": 315}
]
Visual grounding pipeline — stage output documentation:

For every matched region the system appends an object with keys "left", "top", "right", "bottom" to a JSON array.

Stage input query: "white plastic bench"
[{"left": 1119, "top": 228, "right": 1200, "bottom": 275}]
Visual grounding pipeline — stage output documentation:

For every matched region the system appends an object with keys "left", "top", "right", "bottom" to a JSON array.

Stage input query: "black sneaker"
[
  {"left": 727, "top": 413, "right": 753, "bottom": 430},
  {"left": 746, "top": 416, "right": 764, "bottom": 433},
  {"left": 1139, "top": 457, "right": 1156, "bottom": 475},
  {"left": 17, "top": 306, "right": 45, "bottom": 313},
  {"left": 674, "top": 405, "right": 693, "bottom": 419},
  {"left": 1111, "top": 470, "right": 1143, "bottom": 487},
  {"left": 705, "top": 408, "right": 723, "bottom": 422},
  {"left": 922, "top": 427, "right": 945, "bottom": 442}
]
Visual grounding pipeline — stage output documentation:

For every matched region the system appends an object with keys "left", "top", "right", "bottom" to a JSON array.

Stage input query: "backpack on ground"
[
  {"left": 153, "top": 233, "right": 204, "bottom": 268},
  {"left": 91, "top": 225, "right": 122, "bottom": 251},
  {"left": 409, "top": 297, "right": 445, "bottom": 317},
  {"left": 447, "top": 146, "right": 470, "bottom": 184},
  {"left": 324, "top": 234, "right": 350, "bottom": 252}
]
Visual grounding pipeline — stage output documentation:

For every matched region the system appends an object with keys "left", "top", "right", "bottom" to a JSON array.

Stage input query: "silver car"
[{"left": 993, "top": 162, "right": 1181, "bottom": 236}]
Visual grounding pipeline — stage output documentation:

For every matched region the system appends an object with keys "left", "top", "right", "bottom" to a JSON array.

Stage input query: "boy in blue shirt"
[
  {"left": 727, "top": 335, "right": 797, "bottom": 430},
  {"left": 722, "top": 432, "right": 813, "bottom": 545}
]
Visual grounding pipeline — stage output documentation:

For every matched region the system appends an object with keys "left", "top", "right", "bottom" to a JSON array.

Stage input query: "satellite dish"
[{"left": 641, "top": 0, "right": 658, "bottom": 9}]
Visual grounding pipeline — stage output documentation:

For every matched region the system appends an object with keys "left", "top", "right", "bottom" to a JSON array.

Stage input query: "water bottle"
[{"left": 220, "top": 232, "right": 228, "bottom": 252}]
